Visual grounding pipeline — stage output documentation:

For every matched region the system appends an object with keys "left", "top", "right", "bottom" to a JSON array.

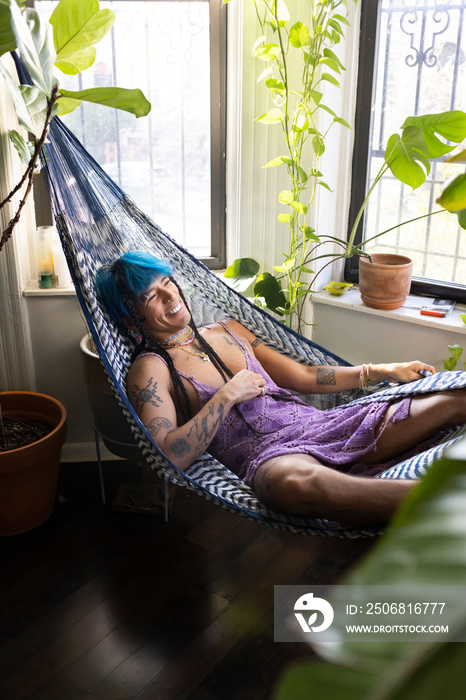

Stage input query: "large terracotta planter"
[
  {"left": 0, "top": 392, "right": 67, "bottom": 536},
  {"left": 359, "top": 253, "right": 413, "bottom": 310}
]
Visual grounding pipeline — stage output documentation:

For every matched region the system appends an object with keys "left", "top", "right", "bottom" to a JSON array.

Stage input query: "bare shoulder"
[
  {"left": 127, "top": 352, "right": 172, "bottom": 388},
  {"left": 223, "top": 318, "right": 257, "bottom": 344}
]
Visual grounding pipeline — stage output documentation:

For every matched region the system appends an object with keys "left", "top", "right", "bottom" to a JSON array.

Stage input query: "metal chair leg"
[
  {"left": 94, "top": 426, "right": 106, "bottom": 505},
  {"left": 164, "top": 475, "right": 169, "bottom": 523}
]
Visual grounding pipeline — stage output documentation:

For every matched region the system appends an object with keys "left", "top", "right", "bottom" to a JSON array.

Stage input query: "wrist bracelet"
[{"left": 359, "top": 363, "right": 374, "bottom": 392}]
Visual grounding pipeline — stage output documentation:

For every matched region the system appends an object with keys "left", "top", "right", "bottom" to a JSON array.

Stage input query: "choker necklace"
[
  {"left": 160, "top": 325, "right": 211, "bottom": 362},
  {"left": 160, "top": 326, "right": 195, "bottom": 348}
]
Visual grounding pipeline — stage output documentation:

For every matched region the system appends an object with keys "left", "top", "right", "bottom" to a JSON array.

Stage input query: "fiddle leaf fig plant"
[
  {"left": 0, "top": 0, "right": 151, "bottom": 252},
  {"left": 0, "top": 0, "right": 151, "bottom": 449}
]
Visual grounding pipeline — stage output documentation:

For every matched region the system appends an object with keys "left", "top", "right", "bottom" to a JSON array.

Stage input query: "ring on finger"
[{"left": 261, "top": 387, "right": 267, "bottom": 396}]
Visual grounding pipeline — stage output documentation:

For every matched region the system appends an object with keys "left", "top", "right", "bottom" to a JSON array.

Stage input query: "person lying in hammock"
[{"left": 95, "top": 251, "right": 465, "bottom": 527}]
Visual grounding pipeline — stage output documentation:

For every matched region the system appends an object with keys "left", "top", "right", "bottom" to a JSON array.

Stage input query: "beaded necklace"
[
  {"left": 160, "top": 325, "right": 211, "bottom": 362},
  {"left": 160, "top": 325, "right": 195, "bottom": 348}
]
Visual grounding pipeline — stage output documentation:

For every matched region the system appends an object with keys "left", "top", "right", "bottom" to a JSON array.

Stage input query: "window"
[
  {"left": 346, "top": 0, "right": 466, "bottom": 301},
  {"left": 35, "top": 0, "right": 226, "bottom": 268}
]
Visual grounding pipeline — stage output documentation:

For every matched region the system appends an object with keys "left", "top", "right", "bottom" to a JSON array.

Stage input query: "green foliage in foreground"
[{"left": 273, "top": 437, "right": 466, "bottom": 700}]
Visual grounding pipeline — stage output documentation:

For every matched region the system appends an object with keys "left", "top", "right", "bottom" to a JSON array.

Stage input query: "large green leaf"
[
  {"left": 56, "top": 94, "right": 81, "bottom": 116},
  {"left": 9, "top": 128, "right": 32, "bottom": 166},
  {"left": 25, "top": 8, "right": 56, "bottom": 94},
  {"left": 224, "top": 257, "right": 260, "bottom": 279},
  {"left": 0, "top": 60, "right": 36, "bottom": 133},
  {"left": 19, "top": 84, "right": 48, "bottom": 135},
  {"left": 0, "top": 1, "right": 16, "bottom": 57},
  {"left": 273, "top": 662, "right": 379, "bottom": 700},
  {"left": 274, "top": 438, "right": 466, "bottom": 700},
  {"left": 223, "top": 257, "right": 260, "bottom": 293},
  {"left": 7, "top": 0, "right": 53, "bottom": 94},
  {"left": 402, "top": 110, "right": 466, "bottom": 158},
  {"left": 289, "top": 21, "right": 309, "bottom": 48},
  {"left": 254, "top": 272, "right": 287, "bottom": 315},
  {"left": 58, "top": 86, "right": 151, "bottom": 118},
  {"left": 385, "top": 126, "right": 431, "bottom": 189},
  {"left": 436, "top": 173, "right": 466, "bottom": 212},
  {"left": 50, "top": 0, "right": 115, "bottom": 76}
]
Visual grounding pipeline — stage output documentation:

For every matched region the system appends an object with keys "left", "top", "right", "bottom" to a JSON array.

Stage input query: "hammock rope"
[{"left": 34, "top": 110, "right": 466, "bottom": 538}]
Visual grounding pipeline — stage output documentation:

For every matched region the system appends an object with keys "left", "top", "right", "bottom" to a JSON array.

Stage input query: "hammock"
[{"left": 35, "top": 112, "right": 466, "bottom": 538}]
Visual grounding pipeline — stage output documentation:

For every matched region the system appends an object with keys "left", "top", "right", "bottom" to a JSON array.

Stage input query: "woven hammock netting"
[{"left": 37, "top": 114, "right": 466, "bottom": 539}]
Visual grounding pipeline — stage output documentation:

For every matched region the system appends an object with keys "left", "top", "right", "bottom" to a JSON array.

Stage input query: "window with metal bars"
[
  {"left": 346, "top": 0, "right": 466, "bottom": 301},
  {"left": 34, "top": 0, "right": 226, "bottom": 269}
]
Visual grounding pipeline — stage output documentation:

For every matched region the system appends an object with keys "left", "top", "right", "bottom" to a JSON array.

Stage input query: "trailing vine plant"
[
  {"left": 224, "top": 0, "right": 466, "bottom": 333},
  {"left": 224, "top": 0, "right": 355, "bottom": 330}
]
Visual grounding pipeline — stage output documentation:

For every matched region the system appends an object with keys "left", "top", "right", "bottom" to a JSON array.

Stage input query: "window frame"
[
  {"left": 32, "top": 0, "right": 227, "bottom": 269},
  {"left": 344, "top": 0, "right": 466, "bottom": 303}
]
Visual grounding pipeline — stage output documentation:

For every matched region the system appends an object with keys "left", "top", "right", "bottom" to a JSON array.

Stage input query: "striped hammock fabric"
[{"left": 39, "top": 116, "right": 466, "bottom": 539}]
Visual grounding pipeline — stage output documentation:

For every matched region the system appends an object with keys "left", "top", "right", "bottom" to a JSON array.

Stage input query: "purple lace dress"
[{"left": 138, "top": 323, "right": 414, "bottom": 487}]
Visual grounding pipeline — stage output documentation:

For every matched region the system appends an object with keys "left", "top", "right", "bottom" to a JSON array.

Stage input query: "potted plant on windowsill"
[
  {"left": 0, "top": 0, "right": 151, "bottom": 534},
  {"left": 223, "top": 1, "right": 466, "bottom": 322}
]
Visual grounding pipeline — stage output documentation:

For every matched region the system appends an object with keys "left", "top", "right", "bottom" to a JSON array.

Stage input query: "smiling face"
[{"left": 132, "top": 275, "right": 191, "bottom": 341}]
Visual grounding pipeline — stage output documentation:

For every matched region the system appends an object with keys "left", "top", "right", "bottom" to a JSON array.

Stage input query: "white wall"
[
  {"left": 25, "top": 293, "right": 97, "bottom": 457},
  {"left": 312, "top": 295, "right": 466, "bottom": 372}
]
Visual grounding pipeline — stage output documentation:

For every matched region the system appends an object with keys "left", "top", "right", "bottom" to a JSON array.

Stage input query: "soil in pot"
[{"left": 0, "top": 417, "right": 53, "bottom": 452}]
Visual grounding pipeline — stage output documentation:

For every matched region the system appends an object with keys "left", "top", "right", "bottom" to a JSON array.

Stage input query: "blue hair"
[{"left": 95, "top": 251, "right": 173, "bottom": 328}]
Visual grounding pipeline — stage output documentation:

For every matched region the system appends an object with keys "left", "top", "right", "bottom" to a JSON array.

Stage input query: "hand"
[
  {"left": 220, "top": 369, "right": 267, "bottom": 405},
  {"left": 371, "top": 361, "right": 436, "bottom": 384}
]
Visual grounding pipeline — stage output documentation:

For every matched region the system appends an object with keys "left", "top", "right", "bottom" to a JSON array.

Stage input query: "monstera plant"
[
  {"left": 223, "top": 1, "right": 466, "bottom": 330},
  {"left": 0, "top": 0, "right": 151, "bottom": 252}
]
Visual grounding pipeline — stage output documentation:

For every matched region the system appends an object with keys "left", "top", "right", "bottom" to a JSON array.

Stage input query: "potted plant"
[
  {"left": 0, "top": 391, "right": 67, "bottom": 535},
  {"left": 223, "top": 0, "right": 357, "bottom": 329},
  {"left": 223, "top": 1, "right": 466, "bottom": 324},
  {"left": 0, "top": 0, "right": 151, "bottom": 533}
]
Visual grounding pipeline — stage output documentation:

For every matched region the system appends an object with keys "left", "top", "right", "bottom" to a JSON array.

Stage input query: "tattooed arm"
[
  {"left": 223, "top": 319, "right": 435, "bottom": 394},
  {"left": 126, "top": 356, "right": 267, "bottom": 470}
]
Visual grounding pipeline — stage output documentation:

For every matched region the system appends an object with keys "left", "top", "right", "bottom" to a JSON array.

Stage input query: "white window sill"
[
  {"left": 23, "top": 280, "right": 76, "bottom": 296},
  {"left": 312, "top": 287, "right": 466, "bottom": 333}
]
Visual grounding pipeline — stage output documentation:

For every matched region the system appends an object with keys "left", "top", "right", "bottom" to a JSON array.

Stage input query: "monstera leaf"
[{"left": 385, "top": 111, "right": 466, "bottom": 190}]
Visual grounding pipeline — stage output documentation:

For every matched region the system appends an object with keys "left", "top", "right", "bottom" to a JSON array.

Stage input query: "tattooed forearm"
[
  {"left": 167, "top": 402, "right": 225, "bottom": 461},
  {"left": 129, "top": 377, "right": 163, "bottom": 414},
  {"left": 170, "top": 437, "right": 191, "bottom": 458},
  {"left": 146, "top": 415, "right": 173, "bottom": 441},
  {"left": 316, "top": 367, "right": 336, "bottom": 386}
]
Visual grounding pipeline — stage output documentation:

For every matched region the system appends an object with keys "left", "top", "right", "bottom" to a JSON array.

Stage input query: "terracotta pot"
[
  {"left": 359, "top": 254, "right": 413, "bottom": 310},
  {"left": 0, "top": 392, "right": 67, "bottom": 536}
]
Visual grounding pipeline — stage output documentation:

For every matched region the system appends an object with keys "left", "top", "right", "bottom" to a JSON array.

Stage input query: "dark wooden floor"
[{"left": 0, "top": 459, "right": 378, "bottom": 700}]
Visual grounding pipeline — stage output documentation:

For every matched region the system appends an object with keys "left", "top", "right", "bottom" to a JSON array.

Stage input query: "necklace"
[
  {"left": 176, "top": 345, "right": 211, "bottom": 362},
  {"left": 160, "top": 325, "right": 195, "bottom": 348},
  {"left": 160, "top": 325, "right": 211, "bottom": 361}
]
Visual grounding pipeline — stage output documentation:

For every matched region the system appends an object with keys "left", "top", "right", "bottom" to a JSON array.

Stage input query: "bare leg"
[
  {"left": 253, "top": 391, "right": 466, "bottom": 526},
  {"left": 253, "top": 454, "right": 414, "bottom": 526},
  {"left": 359, "top": 390, "right": 466, "bottom": 465}
]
